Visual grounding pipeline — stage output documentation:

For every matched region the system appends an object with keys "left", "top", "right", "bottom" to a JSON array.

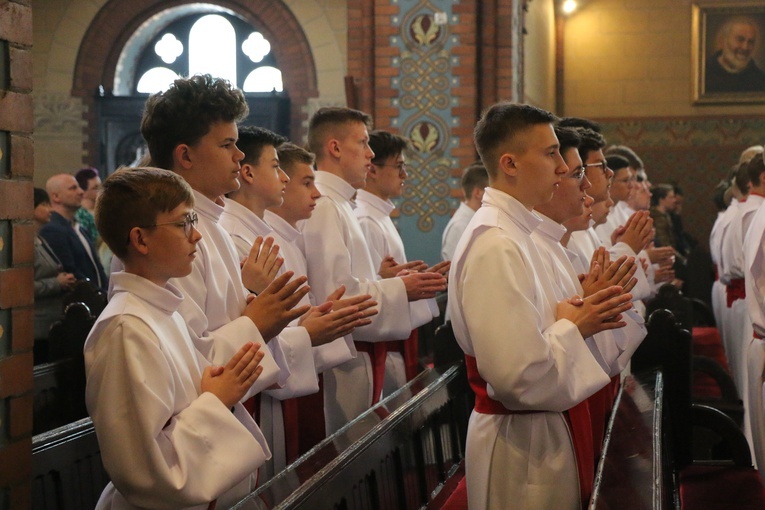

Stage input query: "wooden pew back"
[
  {"left": 32, "top": 418, "right": 108, "bottom": 510},
  {"left": 233, "top": 364, "right": 470, "bottom": 509}
]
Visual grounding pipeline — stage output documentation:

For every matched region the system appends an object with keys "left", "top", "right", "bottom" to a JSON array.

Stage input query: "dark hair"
[
  {"left": 554, "top": 126, "right": 581, "bottom": 155},
  {"left": 605, "top": 145, "right": 644, "bottom": 170},
  {"left": 277, "top": 142, "right": 315, "bottom": 176},
  {"left": 140, "top": 74, "right": 249, "bottom": 170},
  {"left": 734, "top": 161, "right": 751, "bottom": 195},
  {"left": 606, "top": 154, "right": 630, "bottom": 174},
  {"left": 95, "top": 167, "right": 194, "bottom": 259},
  {"left": 558, "top": 117, "right": 602, "bottom": 133},
  {"left": 712, "top": 181, "right": 728, "bottom": 211},
  {"left": 237, "top": 126, "right": 287, "bottom": 166},
  {"left": 307, "top": 107, "right": 372, "bottom": 157},
  {"left": 461, "top": 162, "right": 489, "bottom": 197},
  {"left": 369, "top": 130, "right": 410, "bottom": 164},
  {"left": 34, "top": 187, "right": 50, "bottom": 208},
  {"left": 75, "top": 167, "right": 99, "bottom": 191},
  {"left": 474, "top": 103, "right": 558, "bottom": 177},
  {"left": 651, "top": 183, "right": 674, "bottom": 206},
  {"left": 575, "top": 128, "right": 606, "bottom": 163},
  {"left": 746, "top": 152, "right": 765, "bottom": 187}
]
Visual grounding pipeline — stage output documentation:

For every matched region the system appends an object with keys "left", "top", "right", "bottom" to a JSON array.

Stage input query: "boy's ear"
[
  {"left": 128, "top": 226, "right": 151, "bottom": 256},
  {"left": 328, "top": 138, "right": 341, "bottom": 158},
  {"left": 239, "top": 163, "right": 255, "bottom": 184},
  {"left": 174, "top": 144, "right": 193, "bottom": 170},
  {"left": 499, "top": 153, "right": 518, "bottom": 178}
]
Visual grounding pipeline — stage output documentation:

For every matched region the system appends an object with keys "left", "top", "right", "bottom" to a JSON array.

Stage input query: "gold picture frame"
[{"left": 692, "top": 2, "right": 765, "bottom": 104}]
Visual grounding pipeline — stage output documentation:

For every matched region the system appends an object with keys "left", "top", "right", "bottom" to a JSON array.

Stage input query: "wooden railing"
[{"left": 232, "top": 363, "right": 470, "bottom": 510}]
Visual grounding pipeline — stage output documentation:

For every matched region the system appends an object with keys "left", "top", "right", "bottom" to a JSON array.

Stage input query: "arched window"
[{"left": 132, "top": 12, "right": 283, "bottom": 95}]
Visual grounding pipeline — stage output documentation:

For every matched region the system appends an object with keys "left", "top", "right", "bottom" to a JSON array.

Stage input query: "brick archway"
[{"left": 72, "top": 0, "right": 318, "bottom": 162}]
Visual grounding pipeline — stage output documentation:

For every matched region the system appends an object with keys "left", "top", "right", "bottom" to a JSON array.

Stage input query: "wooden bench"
[
  {"left": 624, "top": 309, "right": 765, "bottom": 509},
  {"left": 32, "top": 418, "right": 108, "bottom": 510},
  {"left": 232, "top": 363, "right": 470, "bottom": 509},
  {"left": 30, "top": 363, "right": 470, "bottom": 510},
  {"left": 33, "top": 358, "right": 88, "bottom": 435}
]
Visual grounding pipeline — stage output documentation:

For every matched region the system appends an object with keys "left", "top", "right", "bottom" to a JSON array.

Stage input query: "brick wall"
[
  {"left": 346, "top": 0, "right": 523, "bottom": 263},
  {"left": 0, "top": 0, "right": 34, "bottom": 507}
]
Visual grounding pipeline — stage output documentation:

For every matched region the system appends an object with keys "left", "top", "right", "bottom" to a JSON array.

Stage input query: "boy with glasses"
[
  {"left": 86, "top": 167, "right": 272, "bottom": 508},
  {"left": 355, "top": 129, "right": 449, "bottom": 396}
]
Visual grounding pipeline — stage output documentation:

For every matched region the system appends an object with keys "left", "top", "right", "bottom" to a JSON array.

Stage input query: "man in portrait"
[{"left": 705, "top": 15, "right": 765, "bottom": 93}]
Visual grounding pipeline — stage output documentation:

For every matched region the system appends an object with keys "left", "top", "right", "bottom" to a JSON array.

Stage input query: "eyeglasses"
[
  {"left": 566, "top": 166, "right": 586, "bottom": 182},
  {"left": 584, "top": 161, "right": 608, "bottom": 175},
  {"left": 376, "top": 162, "right": 408, "bottom": 177},
  {"left": 140, "top": 211, "right": 199, "bottom": 239}
]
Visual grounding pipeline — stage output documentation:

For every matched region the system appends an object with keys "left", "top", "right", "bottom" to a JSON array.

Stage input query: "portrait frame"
[{"left": 692, "top": 2, "right": 765, "bottom": 104}]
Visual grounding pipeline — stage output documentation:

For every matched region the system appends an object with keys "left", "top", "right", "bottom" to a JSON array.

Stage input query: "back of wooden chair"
[
  {"left": 62, "top": 279, "right": 107, "bottom": 319},
  {"left": 48, "top": 302, "right": 96, "bottom": 362}
]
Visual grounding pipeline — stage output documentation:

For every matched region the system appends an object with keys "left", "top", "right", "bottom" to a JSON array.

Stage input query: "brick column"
[
  {"left": 0, "top": 0, "right": 35, "bottom": 507},
  {"left": 345, "top": 0, "right": 525, "bottom": 263}
]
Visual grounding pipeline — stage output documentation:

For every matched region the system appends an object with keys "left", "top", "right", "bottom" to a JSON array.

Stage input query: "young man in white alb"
[
  {"left": 449, "top": 103, "right": 633, "bottom": 509},
  {"left": 300, "top": 107, "right": 447, "bottom": 433},
  {"left": 441, "top": 162, "right": 488, "bottom": 262},
  {"left": 219, "top": 126, "right": 375, "bottom": 478},
  {"left": 355, "top": 129, "right": 448, "bottom": 396}
]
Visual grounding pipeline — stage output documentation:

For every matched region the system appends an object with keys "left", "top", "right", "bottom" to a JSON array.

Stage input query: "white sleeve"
[
  {"left": 585, "top": 309, "right": 646, "bottom": 377},
  {"left": 265, "top": 326, "right": 319, "bottom": 399},
  {"left": 460, "top": 234, "right": 611, "bottom": 411},
  {"left": 357, "top": 215, "right": 387, "bottom": 271},
  {"left": 312, "top": 335, "right": 357, "bottom": 374},
  {"left": 302, "top": 200, "right": 413, "bottom": 342},
  {"left": 609, "top": 242, "right": 652, "bottom": 301},
  {"left": 441, "top": 219, "right": 465, "bottom": 262},
  {"left": 85, "top": 318, "right": 269, "bottom": 509}
]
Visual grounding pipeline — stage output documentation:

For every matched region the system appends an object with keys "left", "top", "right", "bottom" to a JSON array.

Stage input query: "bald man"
[{"left": 39, "top": 173, "right": 107, "bottom": 291}]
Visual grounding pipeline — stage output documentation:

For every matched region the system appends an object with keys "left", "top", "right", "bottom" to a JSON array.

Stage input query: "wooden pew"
[
  {"left": 33, "top": 358, "right": 88, "bottom": 435},
  {"left": 590, "top": 371, "right": 672, "bottom": 509},
  {"left": 34, "top": 302, "right": 94, "bottom": 435},
  {"left": 232, "top": 363, "right": 470, "bottom": 509},
  {"left": 624, "top": 309, "right": 765, "bottom": 509},
  {"left": 32, "top": 418, "right": 108, "bottom": 510},
  {"left": 30, "top": 363, "right": 469, "bottom": 510}
]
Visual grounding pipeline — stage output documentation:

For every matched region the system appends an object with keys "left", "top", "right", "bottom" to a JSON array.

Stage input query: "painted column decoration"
[{"left": 388, "top": 1, "right": 459, "bottom": 263}]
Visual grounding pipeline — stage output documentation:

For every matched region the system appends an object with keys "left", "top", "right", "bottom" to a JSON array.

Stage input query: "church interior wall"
[
  {"left": 563, "top": 0, "right": 765, "bottom": 246},
  {"left": 523, "top": 0, "right": 557, "bottom": 111},
  {"left": 30, "top": 0, "right": 349, "bottom": 187}
]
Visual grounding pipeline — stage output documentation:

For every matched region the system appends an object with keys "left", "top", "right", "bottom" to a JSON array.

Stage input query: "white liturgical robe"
[
  {"left": 448, "top": 188, "right": 611, "bottom": 510},
  {"left": 85, "top": 272, "right": 271, "bottom": 510},
  {"left": 299, "top": 171, "right": 413, "bottom": 432},
  {"left": 531, "top": 213, "right": 646, "bottom": 377},
  {"left": 744, "top": 200, "right": 765, "bottom": 471},
  {"left": 441, "top": 201, "right": 476, "bottom": 262},
  {"left": 355, "top": 189, "right": 439, "bottom": 395},
  {"left": 719, "top": 198, "right": 753, "bottom": 394},
  {"left": 220, "top": 198, "right": 325, "bottom": 480}
]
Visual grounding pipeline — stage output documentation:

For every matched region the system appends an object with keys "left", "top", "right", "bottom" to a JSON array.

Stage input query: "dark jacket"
[{"left": 39, "top": 211, "right": 107, "bottom": 292}]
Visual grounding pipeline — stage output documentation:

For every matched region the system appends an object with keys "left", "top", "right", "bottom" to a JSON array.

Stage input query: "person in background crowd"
[
  {"left": 441, "top": 162, "right": 488, "bottom": 262},
  {"left": 40, "top": 173, "right": 108, "bottom": 292},
  {"left": 649, "top": 184, "right": 679, "bottom": 251},
  {"left": 33, "top": 187, "right": 76, "bottom": 363},
  {"left": 74, "top": 167, "right": 102, "bottom": 244}
]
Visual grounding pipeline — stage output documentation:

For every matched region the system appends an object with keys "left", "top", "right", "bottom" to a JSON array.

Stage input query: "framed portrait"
[{"left": 693, "top": 2, "right": 765, "bottom": 104}]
